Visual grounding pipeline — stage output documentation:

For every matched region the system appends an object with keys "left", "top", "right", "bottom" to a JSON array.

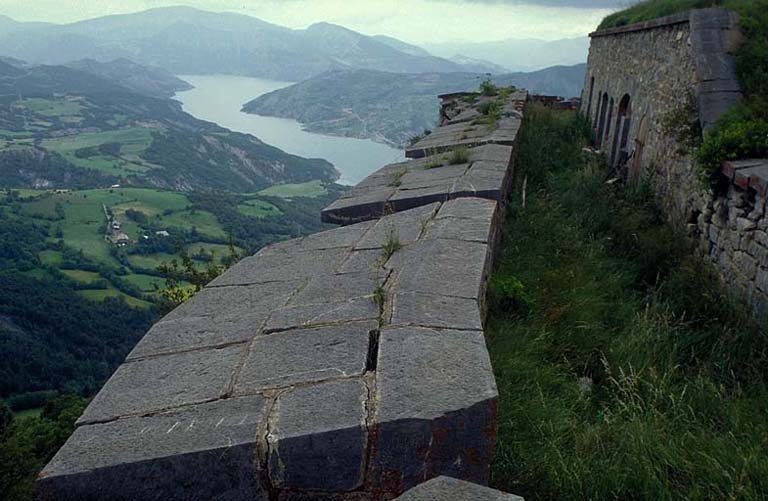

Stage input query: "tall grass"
[{"left": 487, "top": 105, "right": 768, "bottom": 499}]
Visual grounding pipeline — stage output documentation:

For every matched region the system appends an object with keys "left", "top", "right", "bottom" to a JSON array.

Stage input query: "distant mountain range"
[
  {"left": 0, "top": 58, "right": 338, "bottom": 191},
  {"left": 424, "top": 37, "right": 590, "bottom": 72},
  {"left": 243, "top": 64, "right": 586, "bottom": 147},
  {"left": 0, "top": 7, "right": 506, "bottom": 80}
]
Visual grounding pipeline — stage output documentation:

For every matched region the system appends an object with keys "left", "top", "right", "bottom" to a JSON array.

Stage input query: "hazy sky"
[{"left": 0, "top": 0, "right": 631, "bottom": 42}]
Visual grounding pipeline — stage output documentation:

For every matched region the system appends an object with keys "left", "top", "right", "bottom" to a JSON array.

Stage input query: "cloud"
[{"left": 434, "top": 0, "right": 628, "bottom": 7}]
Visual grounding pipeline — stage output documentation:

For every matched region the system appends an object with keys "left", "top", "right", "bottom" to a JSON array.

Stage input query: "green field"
[
  {"left": 186, "top": 242, "right": 244, "bottom": 262},
  {"left": 40, "top": 128, "right": 155, "bottom": 176},
  {"left": 237, "top": 198, "right": 282, "bottom": 217},
  {"left": 19, "top": 188, "right": 207, "bottom": 265},
  {"left": 161, "top": 209, "right": 226, "bottom": 238},
  {"left": 61, "top": 269, "right": 101, "bottom": 284},
  {"left": 122, "top": 273, "right": 167, "bottom": 292},
  {"left": 17, "top": 97, "right": 84, "bottom": 117},
  {"left": 77, "top": 286, "right": 151, "bottom": 309},
  {"left": 38, "top": 250, "right": 63, "bottom": 265},
  {"left": 126, "top": 253, "right": 178, "bottom": 271},
  {"left": 257, "top": 180, "right": 328, "bottom": 198}
]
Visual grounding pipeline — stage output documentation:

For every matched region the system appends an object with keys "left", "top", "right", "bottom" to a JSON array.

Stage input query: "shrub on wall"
[{"left": 696, "top": 110, "right": 768, "bottom": 185}]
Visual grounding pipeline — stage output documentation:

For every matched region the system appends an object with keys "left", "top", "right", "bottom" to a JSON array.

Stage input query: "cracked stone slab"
[
  {"left": 268, "top": 378, "right": 367, "bottom": 491},
  {"left": 290, "top": 271, "right": 386, "bottom": 305},
  {"left": 436, "top": 197, "right": 498, "bottom": 221},
  {"left": 164, "top": 281, "right": 302, "bottom": 322},
  {"left": 390, "top": 292, "right": 483, "bottom": 331},
  {"left": 38, "top": 396, "right": 269, "bottom": 501},
  {"left": 209, "top": 247, "right": 349, "bottom": 286},
  {"left": 395, "top": 476, "right": 523, "bottom": 501},
  {"left": 127, "top": 281, "right": 303, "bottom": 358},
  {"left": 78, "top": 344, "right": 245, "bottom": 425},
  {"left": 127, "top": 313, "right": 264, "bottom": 360},
  {"left": 322, "top": 144, "right": 513, "bottom": 226},
  {"left": 395, "top": 238, "right": 490, "bottom": 300},
  {"left": 265, "top": 297, "right": 380, "bottom": 332},
  {"left": 371, "top": 327, "right": 498, "bottom": 493},
  {"left": 355, "top": 203, "right": 439, "bottom": 250},
  {"left": 235, "top": 321, "right": 376, "bottom": 392},
  {"left": 337, "top": 248, "right": 387, "bottom": 274}
]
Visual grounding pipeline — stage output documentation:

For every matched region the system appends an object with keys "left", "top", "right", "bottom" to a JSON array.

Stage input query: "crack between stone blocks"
[
  {"left": 125, "top": 339, "right": 251, "bottom": 364},
  {"left": 361, "top": 371, "right": 379, "bottom": 494},
  {"left": 261, "top": 389, "right": 287, "bottom": 501},
  {"left": 233, "top": 372, "right": 370, "bottom": 397},
  {"left": 262, "top": 313, "right": 380, "bottom": 335}
]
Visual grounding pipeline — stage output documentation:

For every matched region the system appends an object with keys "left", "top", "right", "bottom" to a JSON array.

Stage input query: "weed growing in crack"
[{"left": 448, "top": 147, "right": 470, "bottom": 165}]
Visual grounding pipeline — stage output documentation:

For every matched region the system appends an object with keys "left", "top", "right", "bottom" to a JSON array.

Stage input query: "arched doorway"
[
  {"left": 596, "top": 93, "right": 609, "bottom": 148},
  {"left": 630, "top": 114, "right": 648, "bottom": 182},
  {"left": 610, "top": 94, "right": 632, "bottom": 167},
  {"left": 603, "top": 97, "right": 614, "bottom": 150}
]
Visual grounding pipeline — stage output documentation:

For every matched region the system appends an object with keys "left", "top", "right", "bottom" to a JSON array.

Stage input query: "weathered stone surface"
[
  {"left": 355, "top": 203, "right": 439, "bottom": 249},
  {"left": 38, "top": 396, "right": 269, "bottom": 501},
  {"left": 39, "top": 84, "right": 515, "bottom": 498},
  {"left": 322, "top": 144, "right": 514, "bottom": 225},
  {"left": 129, "top": 281, "right": 301, "bottom": 358},
  {"left": 235, "top": 321, "right": 376, "bottom": 392},
  {"left": 396, "top": 238, "right": 490, "bottom": 300},
  {"left": 395, "top": 476, "right": 523, "bottom": 501},
  {"left": 265, "top": 298, "right": 380, "bottom": 333},
  {"left": 209, "top": 247, "right": 348, "bottom": 286},
  {"left": 268, "top": 379, "right": 368, "bottom": 491},
  {"left": 291, "top": 271, "right": 386, "bottom": 305},
  {"left": 371, "top": 327, "right": 498, "bottom": 493},
  {"left": 79, "top": 345, "right": 245, "bottom": 424},
  {"left": 391, "top": 292, "right": 483, "bottom": 331}
]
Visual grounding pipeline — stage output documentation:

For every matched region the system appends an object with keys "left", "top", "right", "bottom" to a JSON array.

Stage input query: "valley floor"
[{"left": 487, "top": 106, "right": 768, "bottom": 498}]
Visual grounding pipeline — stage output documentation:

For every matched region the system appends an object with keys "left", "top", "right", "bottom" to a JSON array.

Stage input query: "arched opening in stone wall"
[
  {"left": 610, "top": 94, "right": 632, "bottom": 168},
  {"left": 630, "top": 114, "right": 649, "bottom": 182},
  {"left": 586, "top": 77, "right": 595, "bottom": 120},
  {"left": 603, "top": 97, "right": 614, "bottom": 150},
  {"left": 596, "top": 93, "right": 609, "bottom": 147}
]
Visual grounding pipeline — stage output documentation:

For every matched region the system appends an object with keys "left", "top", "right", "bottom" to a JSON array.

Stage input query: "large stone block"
[
  {"left": 370, "top": 327, "right": 498, "bottom": 493},
  {"left": 235, "top": 321, "right": 376, "bottom": 392},
  {"left": 395, "top": 476, "right": 523, "bottom": 501},
  {"left": 79, "top": 345, "right": 246, "bottom": 424},
  {"left": 268, "top": 379, "right": 368, "bottom": 492},
  {"left": 38, "top": 396, "right": 270, "bottom": 501},
  {"left": 265, "top": 298, "right": 380, "bottom": 333}
]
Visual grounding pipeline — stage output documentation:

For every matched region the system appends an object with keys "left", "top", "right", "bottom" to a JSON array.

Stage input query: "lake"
[{"left": 174, "top": 75, "right": 404, "bottom": 185}]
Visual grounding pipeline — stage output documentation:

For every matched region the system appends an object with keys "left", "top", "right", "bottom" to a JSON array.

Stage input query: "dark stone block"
[
  {"left": 264, "top": 297, "right": 380, "bottom": 333},
  {"left": 395, "top": 476, "right": 523, "bottom": 501},
  {"left": 235, "top": 321, "right": 376, "bottom": 392},
  {"left": 391, "top": 292, "right": 483, "bottom": 331},
  {"left": 268, "top": 379, "right": 368, "bottom": 491},
  {"left": 79, "top": 345, "right": 246, "bottom": 424},
  {"left": 370, "top": 327, "right": 498, "bottom": 493},
  {"left": 38, "top": 396, "right": 269, "bottom": 501}
]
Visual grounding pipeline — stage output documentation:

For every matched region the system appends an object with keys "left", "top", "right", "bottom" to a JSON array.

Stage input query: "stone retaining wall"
[
  {"left": 37, "top": 91, "right": 527, "bottom": 499},
  {"left": 580, "top": 9, "right": 768, "bottom": 319},
  {"left": 581, "top": 8, "right": 740, "bottom": 222}
]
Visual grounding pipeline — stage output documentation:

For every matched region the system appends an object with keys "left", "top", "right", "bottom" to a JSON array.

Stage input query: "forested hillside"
[{"left": 0, "top": 59, "right": 339, "bottom": 191}]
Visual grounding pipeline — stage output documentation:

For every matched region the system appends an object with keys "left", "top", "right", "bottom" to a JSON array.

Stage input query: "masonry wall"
[
  {"left": 581, "top": 14, "right": 701, "bottom": 221},
  {"left": 579, "top": 9, "right": 768, "bottom": 319}
]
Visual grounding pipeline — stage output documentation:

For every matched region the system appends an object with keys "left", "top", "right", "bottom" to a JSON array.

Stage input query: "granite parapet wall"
[{"left": 37, "top": 92, "right": 528, "bottom": 499}]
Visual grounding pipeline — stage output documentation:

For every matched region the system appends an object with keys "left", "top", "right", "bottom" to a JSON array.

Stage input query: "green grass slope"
[{"left": 488, "top": 106, "right": 768, "bottom": 498}]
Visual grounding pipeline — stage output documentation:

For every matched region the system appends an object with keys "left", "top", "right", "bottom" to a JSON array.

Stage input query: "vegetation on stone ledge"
[
  {"left": 600, "top": 0, "right": 768, "bottom": 185},
  {"left": 488, "top": 105, "right": 768, "bottom": 498}
]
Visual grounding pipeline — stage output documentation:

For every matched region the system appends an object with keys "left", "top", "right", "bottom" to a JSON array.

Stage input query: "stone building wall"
[{"left": 579, "top": 9, "right": 768, "bottom": 320}]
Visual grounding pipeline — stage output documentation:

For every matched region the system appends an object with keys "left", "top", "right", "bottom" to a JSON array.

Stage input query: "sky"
[{"left": 0, "top": 0, "right": 632, "bottom": 43}]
